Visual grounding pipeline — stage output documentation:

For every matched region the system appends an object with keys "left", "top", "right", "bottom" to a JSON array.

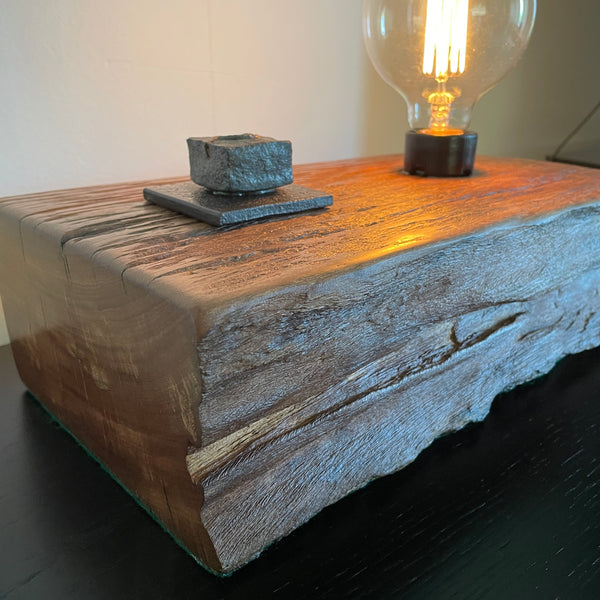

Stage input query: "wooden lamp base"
[{"left": 1, "top": 156, "right": 599, "bottom": 574}]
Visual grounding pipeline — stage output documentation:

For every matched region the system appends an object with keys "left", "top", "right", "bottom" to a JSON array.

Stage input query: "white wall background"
[{"left": 1, "top": 0, "right": 599, "bottom": 345}]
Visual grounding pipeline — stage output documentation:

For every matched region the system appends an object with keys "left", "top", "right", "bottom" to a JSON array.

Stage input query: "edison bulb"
[{"left": 363, "top": 0, "right": 537, "bottom": 176}]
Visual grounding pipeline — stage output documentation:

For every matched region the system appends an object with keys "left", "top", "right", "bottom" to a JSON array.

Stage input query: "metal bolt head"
[{"left": 187, "top": 134, "right": 293, "bottom": 194}]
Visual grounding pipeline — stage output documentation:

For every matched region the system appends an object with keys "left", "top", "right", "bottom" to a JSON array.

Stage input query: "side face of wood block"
[{"left": 1, "top": 157, "right": 599, "bottom": 573}]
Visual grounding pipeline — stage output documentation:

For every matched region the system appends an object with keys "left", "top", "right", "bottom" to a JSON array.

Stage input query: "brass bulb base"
[{"left": 404, "top": 130, "right": 478, "bottom": 177}]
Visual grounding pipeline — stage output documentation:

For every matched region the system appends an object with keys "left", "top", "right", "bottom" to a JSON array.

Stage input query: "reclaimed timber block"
[{"left": 1, "top": 156, "right": 600, "bottom": 574}]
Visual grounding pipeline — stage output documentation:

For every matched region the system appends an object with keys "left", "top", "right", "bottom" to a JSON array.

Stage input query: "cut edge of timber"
[
  {"left": 188, "top": 267, "right": 600, "bottom": 571},
  {"left": 190, "top": 202, "right": 600, "bottom": 446}
]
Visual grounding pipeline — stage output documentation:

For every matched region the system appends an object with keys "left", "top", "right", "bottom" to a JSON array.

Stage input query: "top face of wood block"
[{"left": 1, "top": 156, "right": 599, "bottom": 314}]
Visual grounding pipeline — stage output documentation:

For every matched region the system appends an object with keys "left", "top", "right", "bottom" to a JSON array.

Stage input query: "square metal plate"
[{"left": 143, "top": 181, "right": 333, "bottom": 226}]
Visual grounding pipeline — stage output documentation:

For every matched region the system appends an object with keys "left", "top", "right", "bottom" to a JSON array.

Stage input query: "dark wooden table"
[{"left": 1, "top": 342, "right": 599, "bottom": 599}]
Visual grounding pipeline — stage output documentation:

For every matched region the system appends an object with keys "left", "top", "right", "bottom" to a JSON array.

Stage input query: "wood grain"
[{"left": 0, "top": 155, "right": 599, "bottom": 572}]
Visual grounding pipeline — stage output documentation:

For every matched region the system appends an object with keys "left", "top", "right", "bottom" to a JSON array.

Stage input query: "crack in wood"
[
  {"left": 455, "top": 312, "right": 525, "bottom": 350},
  {"left": 187, "top": 307, "right": 526, "bottom": 484},
  {"left": 518, "top": 315, "right": 565, "bottom": 342}
]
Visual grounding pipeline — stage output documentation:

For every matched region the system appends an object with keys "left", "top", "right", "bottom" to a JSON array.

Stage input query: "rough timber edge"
[
  {"left": 185, "top": 200, "right": 600, "bottom": 461},
  {"left": 189, "top": 263, "right": 600, "bottom": 572}
]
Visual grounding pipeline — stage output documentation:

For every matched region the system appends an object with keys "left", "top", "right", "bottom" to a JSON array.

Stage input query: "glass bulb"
[{"left": 363, "top": 0, "right": 537, "bottom": 175}]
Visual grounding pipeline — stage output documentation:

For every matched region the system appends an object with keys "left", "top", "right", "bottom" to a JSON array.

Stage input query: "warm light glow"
[
  {"left": 423, "top": 0, "right": 469, "bottom": 80},
  {"left": 421, "top": 0, "right": 469, "bottom": 134}
]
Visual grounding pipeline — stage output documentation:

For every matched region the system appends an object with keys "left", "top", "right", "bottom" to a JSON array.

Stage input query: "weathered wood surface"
[{"left": 0, "top": 156, "right": 599, "bottom": 573}]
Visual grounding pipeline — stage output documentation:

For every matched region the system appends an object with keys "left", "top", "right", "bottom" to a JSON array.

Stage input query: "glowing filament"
[{"left": 423, "top": 0, "right": 469, "bottom": 80}]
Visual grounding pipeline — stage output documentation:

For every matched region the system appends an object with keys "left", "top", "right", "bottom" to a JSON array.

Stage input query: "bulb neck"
[{"left": 404, "top": 130, "right": 477, "bottom": 177}]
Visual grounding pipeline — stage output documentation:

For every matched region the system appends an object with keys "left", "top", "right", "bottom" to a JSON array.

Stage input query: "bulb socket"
[{"left": 404, "top": 130, "right": 477, "bottom": 177}]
